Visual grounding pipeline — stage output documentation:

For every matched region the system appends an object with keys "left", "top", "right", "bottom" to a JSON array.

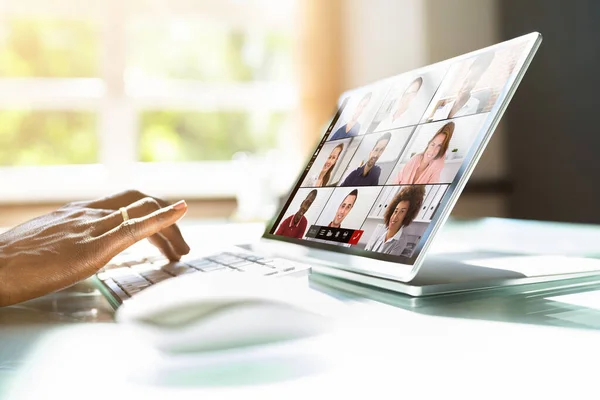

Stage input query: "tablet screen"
[{"left": 265, "top": 33, "right": 541, "bottom": 268}]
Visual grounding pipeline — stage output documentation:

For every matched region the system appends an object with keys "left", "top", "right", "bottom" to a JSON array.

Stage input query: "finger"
[
  {"left": 94, "top": 197, "right": 190, "bottom": 256},
  {"left": 147, "top": 232, "right": 181, "bottom": 261},
  {"left": 92, "top": 205, "right": 182, "bottom": 261},
  {"left": 87, "top": 190, "right": 191, "bottom": 255},
  {"left": 92, "top": 200, "right": 188, "bottom": 262},
  {"left": 93, "top": 198, "right": 182, "bottom": 259}
]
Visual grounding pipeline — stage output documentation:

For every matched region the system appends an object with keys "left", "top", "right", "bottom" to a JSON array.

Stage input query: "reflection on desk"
[
  {"left": 311, "top": 272, "right": 600, "bottom": 330},
  {"left": 4, "top": 304, "right": 600, "bottom": 399}
]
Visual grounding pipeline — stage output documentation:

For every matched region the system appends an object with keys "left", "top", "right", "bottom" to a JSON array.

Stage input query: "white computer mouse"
[{"left": 115, "top": 273, "right": 345, "bottom": 354}]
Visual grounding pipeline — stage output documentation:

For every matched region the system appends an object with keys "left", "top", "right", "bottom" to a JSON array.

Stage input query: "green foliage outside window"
[
  {"left": 0, "top": 111, "right": 97, "bottom": 165},
  {"left": 0, "top": 18, "right": 98, "bottom": 77},
  {"left": 139, "top": 111, "right": 285, "bottom": 162},
  {"left": 0, "top": 17, "right": 293, "bottom": 166}
]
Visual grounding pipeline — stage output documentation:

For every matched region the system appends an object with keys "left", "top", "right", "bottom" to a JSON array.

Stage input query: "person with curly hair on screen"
[
  {"left": 393, "top": 121, "right": 455, "bottom": 185},
  {"left": 364, "top": 185, "right": 425, "bottom": 255}
]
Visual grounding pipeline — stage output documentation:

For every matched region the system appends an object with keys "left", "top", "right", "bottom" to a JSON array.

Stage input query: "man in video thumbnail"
[
  {"left": 328, "top": 189, "right": 358, "bottom": 228},
  {"left": 275, "top": 190, "right": 317, "bottom": 238},
  {"left": 341, "top": 132, "right": 391, "bottom": 186},
  {"left": 427, "top": 52, "right": 495, "bottom": 121}
]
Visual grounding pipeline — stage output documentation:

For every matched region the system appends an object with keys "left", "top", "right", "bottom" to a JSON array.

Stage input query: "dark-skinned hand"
[{"left": 0, "top": 190, "right": 190, "bottom": 307}]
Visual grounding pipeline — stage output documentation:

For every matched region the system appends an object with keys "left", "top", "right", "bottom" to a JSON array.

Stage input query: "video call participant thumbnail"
[
  {"left": 364, "top": 185, "right": 425, "bottom": 255},
  {"left": 341, "top": 132, "right": 391, "bottom": 186},
  {"left": 393, "top": 122, "right": 455, "bottom": 185},
  {"left": 372, "top": 77, "right": 423, "bottom": 132},
  {"left": 304, "top": 143, "right": 344, "bottom": 187},
  {"left": 426, "top": 52, "right": 495, "bottom": 121},
  {"left": 327, "top": 189, "right": 358, "bottom": 228},
  {"left": 275, "top": 190, "right": 317, "bottom": 238},
  {"left": 329, "top": 92, "right": 372, "bottom": 141}
]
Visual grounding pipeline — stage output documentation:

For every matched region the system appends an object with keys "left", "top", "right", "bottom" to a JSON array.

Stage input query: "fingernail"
[{"left": 172, "top": 200, "right": 187, "bottom": 210}]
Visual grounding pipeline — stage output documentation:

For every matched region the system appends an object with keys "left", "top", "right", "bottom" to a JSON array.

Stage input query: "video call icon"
[{"left": 348, "top": 230, "right": 364, "bottom": 245}]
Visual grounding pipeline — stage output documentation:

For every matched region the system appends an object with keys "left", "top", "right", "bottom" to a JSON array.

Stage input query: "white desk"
[{"left": 3, "top": 217, "right": 600, "bottom": 399}]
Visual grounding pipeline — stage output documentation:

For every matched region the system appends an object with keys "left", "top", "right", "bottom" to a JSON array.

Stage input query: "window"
[
  {"left": 0, "top": 111, "right": 98, "bottom": 165},
  {"left": 0, "top": 0, "right": 300, "bottom": 202}
]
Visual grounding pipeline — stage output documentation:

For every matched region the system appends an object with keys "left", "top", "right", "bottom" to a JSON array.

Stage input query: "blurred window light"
[
  {"left": 0, "top": 0, "right": 299, "bottom": 202},
  {"left": 0, "top": 110, "right": 98, "bottom": 165},
  {"left": 126, "top": 20, "right": 294, "bottom": 83},
  {"left": 139, "top": 110, "right": 287, "bottom": 162},
  {"left": 0, "top": 17, "right": 99, "bottom": 78}
]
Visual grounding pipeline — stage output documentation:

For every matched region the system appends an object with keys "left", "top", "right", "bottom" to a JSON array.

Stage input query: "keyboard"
[{"left": 96, "top": 251, "right": 310, "bottom": 305}]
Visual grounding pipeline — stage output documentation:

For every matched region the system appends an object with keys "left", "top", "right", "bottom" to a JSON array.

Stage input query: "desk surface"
[{"left": 3, "top": 217, "right": 600, "bottom": 399}]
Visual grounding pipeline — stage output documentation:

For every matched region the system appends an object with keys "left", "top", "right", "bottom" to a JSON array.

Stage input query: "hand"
[{"left": 0, "top": 190, "right": 191, "bottom": 307}]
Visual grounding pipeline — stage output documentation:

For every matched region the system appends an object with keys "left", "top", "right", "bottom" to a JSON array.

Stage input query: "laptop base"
[{"left": 310, "top": 250, "right": 600, "bottom": 298}]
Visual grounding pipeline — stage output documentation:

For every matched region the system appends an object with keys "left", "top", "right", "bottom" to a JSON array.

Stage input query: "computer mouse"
[{"left": 115, "top": 273, "right": 345, "bottom": 354}]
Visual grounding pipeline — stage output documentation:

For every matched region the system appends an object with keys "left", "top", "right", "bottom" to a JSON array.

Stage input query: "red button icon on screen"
[{"left": 348, "top": 230, "right": 363, "bottom": 245}]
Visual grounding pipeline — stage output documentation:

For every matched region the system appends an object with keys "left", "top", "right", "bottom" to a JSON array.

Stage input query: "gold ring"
[{"left": 120, "top": 207, "right": 129, "bottom": 222}]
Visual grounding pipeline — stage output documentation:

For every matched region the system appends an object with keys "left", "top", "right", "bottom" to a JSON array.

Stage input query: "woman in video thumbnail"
[
  {"left": 305, "top": 143, "right": 344, "bottom": 187},
  {"left": 393, "top": 121, "right": 455, "bottom": 185},
  {"left": 329, "top": 92, "right": 372, "bottom": 140},
  {"left": 364, "top": 185, "right": 425, "bottom": 255}
]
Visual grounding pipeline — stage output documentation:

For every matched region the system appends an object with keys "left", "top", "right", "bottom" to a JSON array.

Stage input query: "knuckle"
[
  {"left": 124, "top": 189, "right": 141, "bottom": 197},
  {"left": 124, "top": 189, "right": 144, "bottom": 201},
  {"left": 154, "top": 196, "right": 168, "bottom": 206},
  {"left": 120, "top": 220, "right": 139, "bottom": 245},
  {"left": 144, "top": 197, "right": 161, "bottom": 209},
  {"left": 63, "top": 201, "right": 77, "bottom": 208},
  {"left": 99, "top": 208, "right": 114, "bottom": 217},
  {"left": 138, "top": 197, "right": 160, "bottom": 214},
  {"left": 71, "top": 209, "right": 87, "bottom": 219}
]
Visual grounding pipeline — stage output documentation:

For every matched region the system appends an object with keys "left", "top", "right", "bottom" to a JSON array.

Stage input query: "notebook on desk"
[{"left": 96, "top": 32, "right": 597, "bottom": 308}]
